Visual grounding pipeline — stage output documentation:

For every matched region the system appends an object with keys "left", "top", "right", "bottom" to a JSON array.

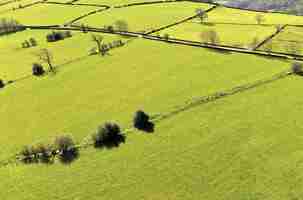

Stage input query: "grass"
[
  {"left": 0, "top": 0, "right": 39, "bottom": 14},
  {"left": 1, "top": 72, "right": 303, "bottom": 200},
  {"left": 0, "top": 30, "right": 122, "bottom": 80},
  {"left": 158, "top": 21, "right": 276, "bottom": 47},
  {"left": 1, "top": 1, "right": 303, "bottom": 199},
  {"left": 207, "top": 6, "right": 303, "bottom": 25},
  {"left": 0, "top": 3, "right": 97, "bottom": 25},
  {"left": 0, "top": 38, "right": 290, "bottom": 161},
  {"left": 79, "top": 2, "right": 213, "bottom": 32},
  {"left": 259, "top": 26, "right": 303, "bottom": 55}
]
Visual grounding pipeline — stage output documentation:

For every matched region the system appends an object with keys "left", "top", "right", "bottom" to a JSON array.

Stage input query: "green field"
[
  {"left": 79, "top": 2, "right": 212, "bottom": 32},
  {"left": 0, "top": 3, "right": 97, "bottom": 25},
  {"left": 0, "top": 0, "right": 39, "bottom": 14},
  {"left": 0, "top": 30, "right": 123, "bottom": 80},
  {"left": 207, "top": 6, "right": 303, "bottom": 25},
  {"left": 1, "top": 1, "right": 303, "bottom": 199},
  {"left": 158, "top": 22, "right": 276, "bottom": 47},
  {"left": 259, "top": 26, "right": 303, "bottom": 55}
]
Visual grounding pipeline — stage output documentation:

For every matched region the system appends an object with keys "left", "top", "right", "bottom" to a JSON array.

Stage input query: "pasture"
[
  {"left": 79, "top": 2, "right": 212, "bottom": 32},
  {"left": 1, "top": 0, "right": 303, "bottom": 199}
]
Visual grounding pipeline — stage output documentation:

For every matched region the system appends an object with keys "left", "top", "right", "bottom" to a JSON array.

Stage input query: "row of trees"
[{"left": 19, "top": 110, "right": 154, "bottom": 165}]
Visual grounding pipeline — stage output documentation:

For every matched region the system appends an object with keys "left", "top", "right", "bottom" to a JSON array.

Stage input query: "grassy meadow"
[
  {"left": 1, "top": 1, "right": 303, "bottom": 199},
  {"left": 207, "top": 6, "right": 303, "bottom": 25},
  {"left": 79, "top": 2, "right": 212, "bottom": 32},
  {"left": 259, "top": 26, "right": 303, "bottom": 55},
  {"left": 158, "top": 22, "right": 276, "bottom": 47},
  {"left": 0, "top": 3, "right": 97, "bottom": 25}
]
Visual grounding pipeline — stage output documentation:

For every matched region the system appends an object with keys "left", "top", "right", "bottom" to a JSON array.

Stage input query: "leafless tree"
[
  {"left": 196, "top": 8, "right": 208, "bottom": 24},
  {"left": 36, "top": 48, "right": 54, "bottom": 73},
  {"left": 91, "top": 34, "right": 103, "bottom": 54},
  {"left": 201, "top": 30, "right": 220, "bottom": 44},
  {"left": 255, "top": 14, "right": 265, "bottom": 24}
]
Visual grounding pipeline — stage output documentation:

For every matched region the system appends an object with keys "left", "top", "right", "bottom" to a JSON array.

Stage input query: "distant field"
[
  {"left": 158, "top": 22, "right": 276, "bottom": 47},
  {"left": 259, "top": 26, "right": 303, "bottom": 55},
  {"left": 0, "top": 3, "right": 97, "bottom": 25},
  {"left": 0, "top": 0, "right": 39, "bottom": 14},
  {"left": 79, "top": 2, "right": 212, "bottom": 32},
  {"left": 207, "top": 6, "right": 303, "bottom": 25}
]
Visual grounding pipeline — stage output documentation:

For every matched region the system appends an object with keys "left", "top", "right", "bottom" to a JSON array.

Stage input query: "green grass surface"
[
  {"left": 0, "top": 0, "right": 39, "bottom": 14},
  {"left": 0, "top": 3, "right": 97, "bottom": 25},
  {"left": 79, "top": 2, "right": 212, "bottom": 32},
  {"left": 207, "top": 6, "right": 303, "bottom": 25},
  {"left": 259, "top": 26, "right": 303, "bottom": 55},
  {"left": 0, "top": 30, "right": 122, "bottom": 80},
  {"left": 1, "top": 1, "right": 303, "bottom": 199},
  {"left": 1, "top": 71, "right": 303, "bottom": 200},
  {"left": 158, "top": 21, "right": 276, "bottom": 47},
  {"left": 0, "top": 38, "right": 290, "bottom": 161}
]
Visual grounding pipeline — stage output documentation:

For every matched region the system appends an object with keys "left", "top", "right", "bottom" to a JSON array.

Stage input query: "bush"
[
  {"left": 92, "top": 122, "right": 125, "bottom": 148},
  {"left": 291, "top": 62, "right": 303, "bottom": 75},
  {"left": 133, "top": 110, "right": 154, "bottom": 133},
  {"left": 35, "top": 143, "right": 53, "bottom": 164},
  {"left": 54, "top": 135, "right": 79, "bottom": 164},
  {"left": 20, "top": 145, "right": 38, "bottom": 164},
  {"left": 0, "top": 79, "right": 4, "bottom": 88},
  {"left": 29, "top": 37, "right": 38, "bottom": 46},
  {"left": 20, "top": 144, "right": 54, "bottom": 164},
  {"left": 32, "top": 63, "right": 45, "bottom": 76}
]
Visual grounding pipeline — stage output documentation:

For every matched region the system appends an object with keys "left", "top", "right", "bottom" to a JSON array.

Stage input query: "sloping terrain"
[{"left": 1, "top": 0, "right": 303, "bottom": 199}]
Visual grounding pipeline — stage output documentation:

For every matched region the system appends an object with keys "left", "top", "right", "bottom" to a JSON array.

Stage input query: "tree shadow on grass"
[{"left": 94, "top": 134, "right": 126, "bottom": 150}]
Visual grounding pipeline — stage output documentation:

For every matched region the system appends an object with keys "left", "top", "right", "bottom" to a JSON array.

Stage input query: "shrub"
[
  {"left": 32, "top": 63, "right": 45, "bottom": 76},
  {"left": 54, "top": 135, "right": 79, "bottom": 164},
  {"left": 291, "top": 62, "right": 303, "bottom": 75},
  {"left": 20, "top": 144, "right": 54, "bottom": 164},
  {"left": 0, "top": 79, "right": 4, "bottom": 88},
  {"left": 20, "top": 145, "right": 38, "bottom": 164},
  {"left": 133, "top": 110, "right": 154, "bottom": 133},
  {"left": 29, "top": 37, "right": 38, "bottom": 46},
  {"left": 21, "top": 40, "right": 30, "bottom": 48},
  {"left": 35, "top": 143, "right": 53, "bottom": 164},
  {"left": 92, "top": 122, "right": 125, "bottom": 148}
]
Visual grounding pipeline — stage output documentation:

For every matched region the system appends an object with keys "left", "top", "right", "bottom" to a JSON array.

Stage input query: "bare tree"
[
  {"left": 91, "top": 34, "right": 103, "bottom": 55},
  {"left": 201, "top": 30, "right": 220, "bottom": 44},
  {"left": 255, "top": 14, "right": 265, "bottom": 24},
  {"left": 114, "top": 20, "right": 128, "bottom": 31},
  {"left": 196, "top": 8, "right": 208, "bottom": 24},
  {"left": 36, "top": 48, "right": 54, "bottom": 73}
]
